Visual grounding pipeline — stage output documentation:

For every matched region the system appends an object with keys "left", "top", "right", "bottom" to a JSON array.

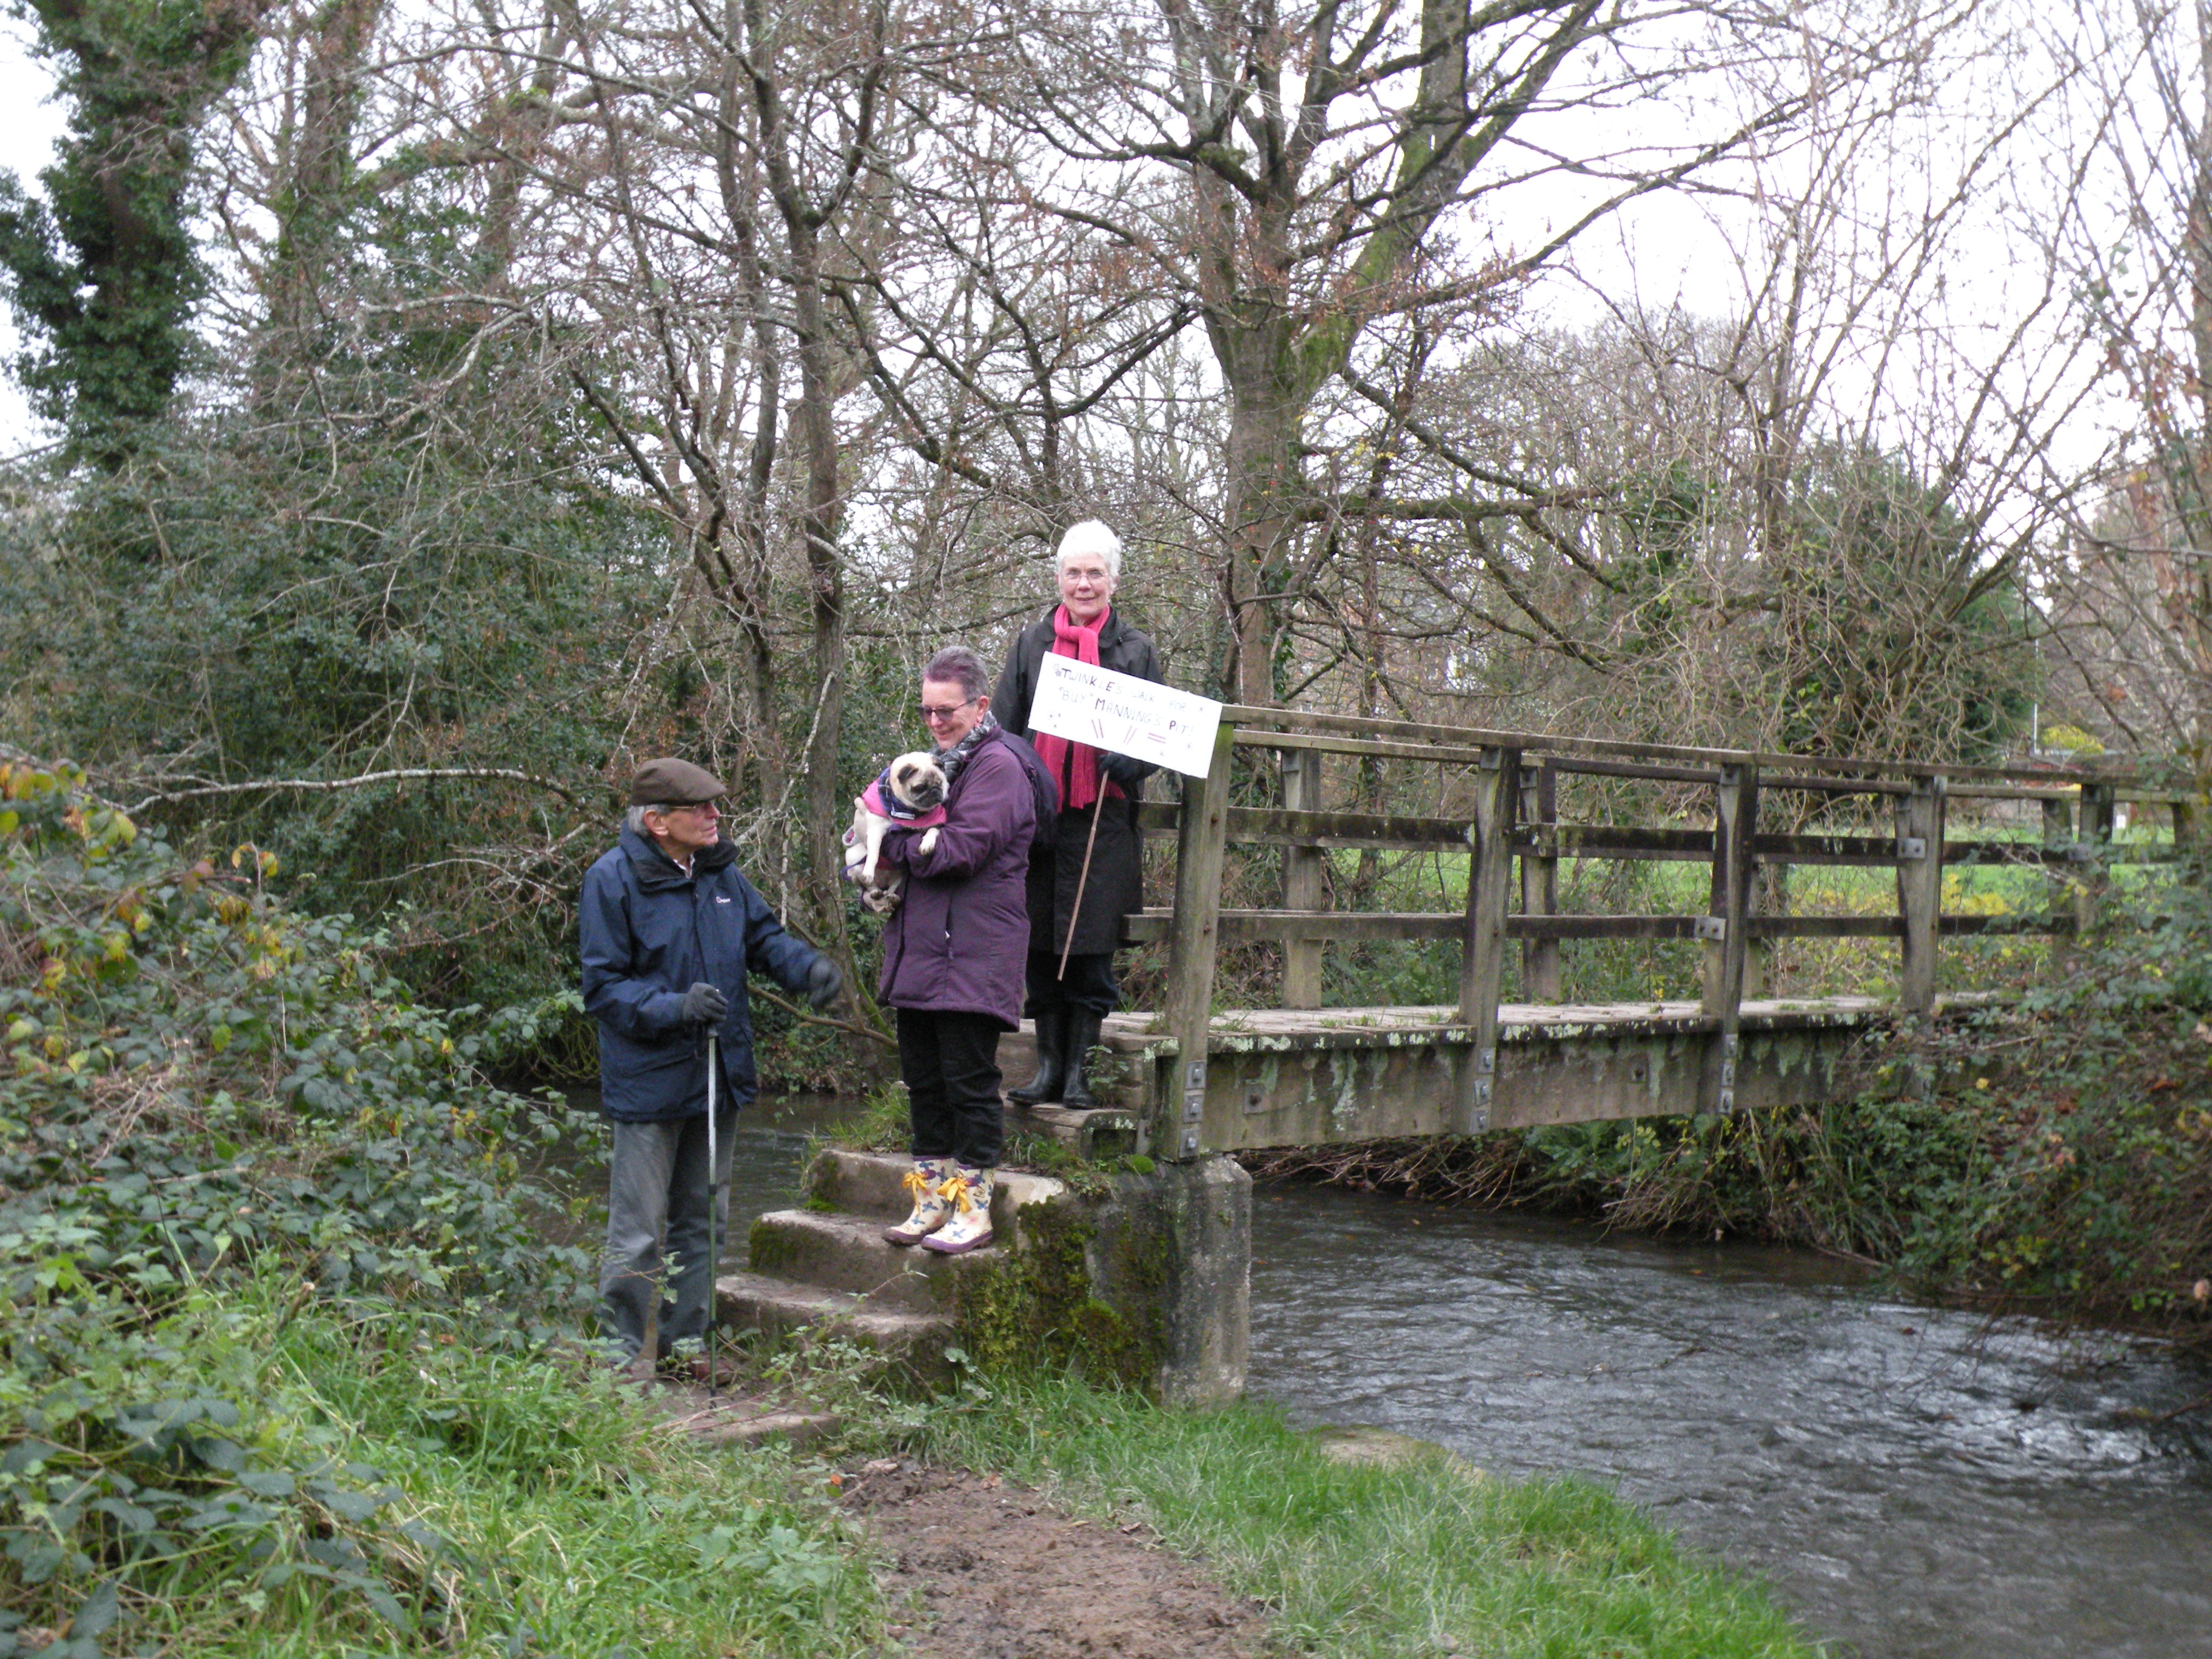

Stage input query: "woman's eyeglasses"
[{"left": 918, "top": 697, "right": 979, "bottom": 723}]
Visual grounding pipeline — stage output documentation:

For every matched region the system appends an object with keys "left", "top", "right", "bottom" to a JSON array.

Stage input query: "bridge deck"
[{"left": 1034, "top": 996, "right": 1939, "bottom": 1151}]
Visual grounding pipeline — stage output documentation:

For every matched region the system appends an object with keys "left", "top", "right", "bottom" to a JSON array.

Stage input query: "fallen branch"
[{"left": 126, "top": 768, "right": 584, "bottom": 813}]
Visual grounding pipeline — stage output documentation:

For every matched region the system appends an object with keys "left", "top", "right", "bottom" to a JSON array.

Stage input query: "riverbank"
[
  {"left": 0, "top": 768, "right": 1820, "bottom": 1656},
  {"left": 0, "top": 1270, "right": 1820, "bottom": 1658}
]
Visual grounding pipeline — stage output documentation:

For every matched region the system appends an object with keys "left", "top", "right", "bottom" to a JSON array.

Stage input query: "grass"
[
  {"left": 12, "top": 1285, "right": 1828, "bottom": 1659},
  {"left": 899, "top": 1370, "right": 1823, "bottom": 1659},
  {"left": 2, "top": 1275, "right": 887, "bottom": 1658}
]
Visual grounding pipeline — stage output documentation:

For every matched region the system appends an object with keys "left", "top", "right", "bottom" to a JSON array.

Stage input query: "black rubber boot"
[
  {"left": 1008, "top": 1006, "right": 1067, "bottom": 1105},
  {"left": 1061, "top": 1010, "right": 1105, "bottom": 1108}
]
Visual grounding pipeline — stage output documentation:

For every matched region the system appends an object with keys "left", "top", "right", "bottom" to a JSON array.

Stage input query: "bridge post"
[
  {"left": 1280, "top": 747, "right": 1326, "bottom": 1008},
  {"left": 1458, "top": 746, "right": 1520, "bottom": 1132},
  {"left": 1159, "top": 719, "right": 1237, "bottom": 1159},
  {"left": 1897, "top": 776, "right": 1946, "bottom": 1014},
  {"left": 2077, "top": 781, "right": 2116, "bottom": 939},
  {"left": 2174, "top": 794, "right": 2202, "bottom": 852},
  {"left": 2042, "top": 795, "right": 2074, "bottom": 960},
  {"left": 1701, "top": 762, "right": 1759, "bottom": 1110},
  {"left": 1520, "top": 761, "right": 1561, "bottom": 1003}
]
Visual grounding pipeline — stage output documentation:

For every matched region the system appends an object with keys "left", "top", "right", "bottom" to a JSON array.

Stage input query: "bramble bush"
[{"left": 0, "top": 761, "right": 629, "bottom": 1651}]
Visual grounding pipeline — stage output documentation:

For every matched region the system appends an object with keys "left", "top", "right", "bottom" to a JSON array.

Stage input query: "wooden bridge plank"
[
  {"left": 1216, "top": 703, "right": 2125, "bottom": 788},
  {"left": 1520, "top": 763, "right": 1561, "bottom": 1000}
]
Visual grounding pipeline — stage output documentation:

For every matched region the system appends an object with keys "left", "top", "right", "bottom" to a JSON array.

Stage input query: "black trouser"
[
  {"left": 896, "top": 1008, "right": 1005, "bottom": 1169},
  {"left": 1024, "top": 950, "right": 1118, "bottom": 1017}
]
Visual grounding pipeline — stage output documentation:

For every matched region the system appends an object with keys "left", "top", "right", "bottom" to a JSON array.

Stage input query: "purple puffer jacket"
[{"left": 876, "top": 729, "right": 1036, "bottom": 1028}]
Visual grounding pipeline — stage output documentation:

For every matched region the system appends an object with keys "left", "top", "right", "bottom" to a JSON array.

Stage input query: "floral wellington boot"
[
  {"left": 883, "top": 1156, "right": 955, "bottom": 1246},
  {"left": 920, "top": 1166, "right": 994, "bottom": 1255}
]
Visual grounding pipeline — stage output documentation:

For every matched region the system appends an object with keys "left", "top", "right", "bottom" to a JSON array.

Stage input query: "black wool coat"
[{"left": 993, "top": 608, "right": 1165, "bottom": 957}]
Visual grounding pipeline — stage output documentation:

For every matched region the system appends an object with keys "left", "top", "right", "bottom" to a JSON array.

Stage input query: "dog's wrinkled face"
[{"left": 884, "top": 751, "right": 948, "bottom": 814}]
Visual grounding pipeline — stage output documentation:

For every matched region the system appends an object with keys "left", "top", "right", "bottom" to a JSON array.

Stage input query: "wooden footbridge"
[{"left": 1008, "top": 706, "right": 2193, "bottom": 1161}]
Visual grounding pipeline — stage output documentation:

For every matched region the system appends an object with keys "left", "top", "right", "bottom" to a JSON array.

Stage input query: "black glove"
[
  {"left": 1101, "top": 751, "right": 1147, "bottom": 787},
  {"left": 804, "top": 956, "right": 843, "bottom": 1011},
  {"left": 679, "top": 982, "right": 729, "bottom": 1026}
]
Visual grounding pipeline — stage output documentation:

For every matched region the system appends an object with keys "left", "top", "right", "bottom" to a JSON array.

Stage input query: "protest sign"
[{"left": 1028, "top": 655, "right": 1224, "bottom": 779}]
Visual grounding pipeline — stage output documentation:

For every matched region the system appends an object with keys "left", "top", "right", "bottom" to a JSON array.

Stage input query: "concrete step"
[
  {"left": 1004, "top": 1101, "right": 1139, "bottom": 1159},
  {"left": 746, "top": 1208, "right": 964, "bottom": 1313},
  {"left": 803, "top": 1147, "right": 1067, "bottom": 1228},
  {"left": 713, "top": 1269, "right": 953, "bottom": 1381}
]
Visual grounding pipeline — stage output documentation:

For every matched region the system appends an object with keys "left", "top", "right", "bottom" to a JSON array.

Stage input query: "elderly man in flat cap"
[{"left": 580, "top": 757, "right": 842, "bottom": 1375}]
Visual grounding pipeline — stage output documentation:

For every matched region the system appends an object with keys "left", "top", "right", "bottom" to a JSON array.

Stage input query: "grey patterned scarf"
[{"left": 935, "top": 711, "right": 999, "bottom": 791}]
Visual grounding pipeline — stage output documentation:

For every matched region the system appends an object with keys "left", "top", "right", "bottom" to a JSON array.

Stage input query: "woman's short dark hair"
[{"left": 923, "top": 646, "right": 990, "bottom": 702}]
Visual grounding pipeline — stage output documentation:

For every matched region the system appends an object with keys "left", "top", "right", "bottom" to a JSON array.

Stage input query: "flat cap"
[{"left": 630, "top": 757, "right": 726, "bottom": 806}]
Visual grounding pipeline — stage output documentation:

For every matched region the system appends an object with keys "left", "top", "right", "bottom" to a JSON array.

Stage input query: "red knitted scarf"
[{"left": 1031, "top": 605, "right": 1120, "bottom": 813}]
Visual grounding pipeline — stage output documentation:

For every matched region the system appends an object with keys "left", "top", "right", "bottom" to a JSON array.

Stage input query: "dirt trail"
[{"left": 837, "top": 1461, "right": 1265, "bottom": 1659}]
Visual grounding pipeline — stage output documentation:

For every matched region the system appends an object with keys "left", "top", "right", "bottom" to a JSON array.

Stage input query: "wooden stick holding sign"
[
  {"left": 1028, "top": 655, "right": 1226, "bottom": 979},
  {"left": 1058, "top": 786, "right": 1110, "bottom": 981}
]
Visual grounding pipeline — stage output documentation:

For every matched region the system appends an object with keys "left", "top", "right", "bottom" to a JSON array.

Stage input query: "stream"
[
  {"left": 1246, "top": 1184, "right": 2212, "bottom": 1659},
  {"left": 571, "top": 1095, "right": 2212, "bottom": 1657}
]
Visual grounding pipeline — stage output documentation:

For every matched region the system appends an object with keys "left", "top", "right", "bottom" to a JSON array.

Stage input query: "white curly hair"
[{"left": 1054, "top": 518, "right": 1122, "bottom": 580}]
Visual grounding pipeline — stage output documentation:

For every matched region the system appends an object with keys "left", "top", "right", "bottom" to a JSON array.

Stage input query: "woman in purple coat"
[{"left": 870, "top": 646, "right": 1037, "bottom": 1254}]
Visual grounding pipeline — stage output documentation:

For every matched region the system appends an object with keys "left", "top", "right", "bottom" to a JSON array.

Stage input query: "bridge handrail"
[
  {"left": 1215, "top": 703, "right": 2184, "bottom": 796},
  {"left": 1146, "top": 706, "right": 2193, "bottom": 1153}
]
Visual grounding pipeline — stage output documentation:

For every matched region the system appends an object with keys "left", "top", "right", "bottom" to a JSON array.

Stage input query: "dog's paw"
[{"left": 917, "top": 827, "right": 940, "bottom": 856}]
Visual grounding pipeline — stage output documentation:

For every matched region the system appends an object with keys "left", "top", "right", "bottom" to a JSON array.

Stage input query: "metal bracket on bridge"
[
  {"left": 1715, "top": 1031, "right": 1739, "bottom": 1114},
  {"left": 1693, "top": 916, "right": 1726, "bottom": 942},
  {"left": 1896, "top": 836, "right": 1927, "bottom": 860}
]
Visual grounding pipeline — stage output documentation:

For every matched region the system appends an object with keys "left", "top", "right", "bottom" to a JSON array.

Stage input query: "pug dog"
[{"left": 842, "top": 751, "right": 950, "bottom": 915}]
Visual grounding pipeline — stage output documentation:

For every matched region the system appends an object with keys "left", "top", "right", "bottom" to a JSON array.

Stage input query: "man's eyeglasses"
[{"left": 918, "top": 697, "right": 979, "bottom": 723}]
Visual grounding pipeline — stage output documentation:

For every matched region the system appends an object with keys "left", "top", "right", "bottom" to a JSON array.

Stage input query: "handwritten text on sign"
[{"left": 1028, "top": 655, "right": 1224, "bottom": 779}]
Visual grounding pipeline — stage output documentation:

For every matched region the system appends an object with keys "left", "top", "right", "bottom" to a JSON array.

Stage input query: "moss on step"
[{"left": 937, "top": 1186, "right": 1166, "bottom": 1392}]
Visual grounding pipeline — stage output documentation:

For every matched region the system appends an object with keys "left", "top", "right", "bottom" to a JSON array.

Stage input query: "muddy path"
[{"left": 836, "top": 1460, "right": 1265, "bottom": 1659}]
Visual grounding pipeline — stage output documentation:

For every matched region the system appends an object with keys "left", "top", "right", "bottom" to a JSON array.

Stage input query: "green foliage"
[
  {"left": 0, "top": 760, "right": 597, "bottom": 1339},
  {"left": 1, "top": 1276, "right": 886, "bottom": 1656},
  {"left": 0, "top": 760, "right": 635, "bottom": 1641},
  {"left": 1764, "top": 449, "right": 2035, "bottom": 765},
  {"left": 0, "top": 0, "right": 267, "bottom": 456},
  {"left": 0, "top": 403, "right": 651, "bottom": 1013}
]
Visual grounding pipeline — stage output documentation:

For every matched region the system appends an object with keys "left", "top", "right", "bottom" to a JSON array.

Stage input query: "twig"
[
  {"left": 126, "top": 768, "right": 584, "bottom": 813},
  {"left": 750, "top": 983, "right": 896, "bottom": 1050},
  {"left": 2129, "top": 1389, "right": 2212, "bottom": 1424}
]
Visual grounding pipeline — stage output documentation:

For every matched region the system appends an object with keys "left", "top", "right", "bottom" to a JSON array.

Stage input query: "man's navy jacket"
[{"left": 579, "top": 828, "right": 821, "bottom": 1122}]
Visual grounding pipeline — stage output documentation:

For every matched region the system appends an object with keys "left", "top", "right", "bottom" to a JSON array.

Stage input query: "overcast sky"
[{"left": 0, "top": 22, "right": 65, "bottom": 455}]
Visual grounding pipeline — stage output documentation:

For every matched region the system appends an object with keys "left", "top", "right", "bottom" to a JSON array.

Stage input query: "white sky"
[
  {"left": 0, "top": 4, "right": 2147, "bottom": 501},
  {"left": 0, "top": 20, "right": 66, "bottom": 455}
]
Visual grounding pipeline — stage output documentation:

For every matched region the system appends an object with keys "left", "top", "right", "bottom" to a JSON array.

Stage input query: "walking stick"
[
  {"left": 703, "top": 1030, "right": 721, "bottom": 1403},
  {"left": 1056, "top": 781, "right": 1111, "bottom": 982}
]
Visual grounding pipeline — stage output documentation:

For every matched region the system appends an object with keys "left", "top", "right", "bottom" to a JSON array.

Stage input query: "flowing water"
[
  {"left": 557, "top": 1095, "right": 2212, "bottom": 1656},
  {"left": 1247, "top": 1184, "right": 2212, "bottom": 1658}
]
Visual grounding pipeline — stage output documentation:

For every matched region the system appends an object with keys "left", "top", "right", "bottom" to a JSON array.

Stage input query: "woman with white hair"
[{"left": 991, "top": 519, "right": 1164, "bottom": 1107}]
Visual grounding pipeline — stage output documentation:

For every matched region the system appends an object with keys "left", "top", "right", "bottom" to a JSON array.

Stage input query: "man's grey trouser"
[{"left": 598, "top": 1104, "right": 739, "bottom": 1363}]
